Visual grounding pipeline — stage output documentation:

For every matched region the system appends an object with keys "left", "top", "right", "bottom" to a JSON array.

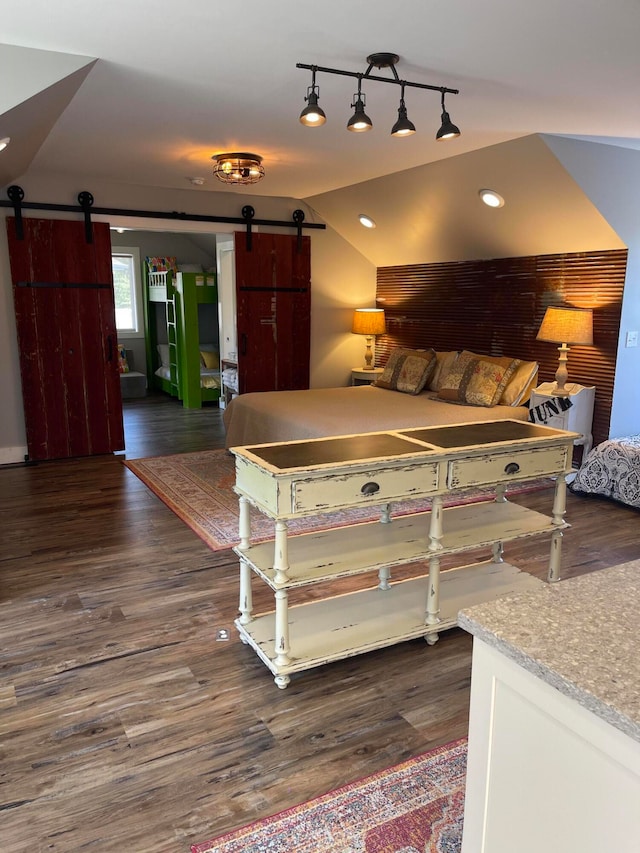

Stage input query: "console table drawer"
[
  {"left": 448, "top": 446, "right": 568, "bottom": 489},
  {"left": 292, "top": 462, "right": 440, "bottom": 513}
]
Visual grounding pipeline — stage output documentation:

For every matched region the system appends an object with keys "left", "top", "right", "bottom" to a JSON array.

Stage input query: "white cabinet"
[
  {"left": 230, "top": 420, "right": 578, "bottom": 688},
  {"left": 530, "top": 382, "right": 595, "bottom": 462},
  {"left": 459, "top": 562, "right": 640, "bottom": 853}
]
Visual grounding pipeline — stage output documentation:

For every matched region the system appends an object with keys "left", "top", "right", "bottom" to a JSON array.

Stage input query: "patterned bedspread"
[{"left": 570, "top": 435, "right": 640, "bottom": 508}]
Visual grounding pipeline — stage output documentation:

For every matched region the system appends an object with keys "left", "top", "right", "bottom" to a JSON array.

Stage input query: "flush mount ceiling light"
[
  {"left": 212, "top": 153, "right": 265, "bottom": 185},
  {"left": 297, "top": 52, "right": 460, "bottom": 141},
  {"left": 0, "top": 137, "right": 10, "bottom": 152},
  {"left": 479, "top": 189, "right": 505, "bottom": 208},
  {"left": 358, "top": 214, "right": 377, "bottom": 228}
]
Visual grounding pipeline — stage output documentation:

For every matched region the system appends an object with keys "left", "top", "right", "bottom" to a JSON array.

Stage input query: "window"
[{"left": 112, "top": 248, "right": 142, "bottom": 336}]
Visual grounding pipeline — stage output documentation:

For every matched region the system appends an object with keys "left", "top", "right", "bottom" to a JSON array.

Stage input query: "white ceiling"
[{"left": 3, "top": 0, "right": 640, "bottom": 201}]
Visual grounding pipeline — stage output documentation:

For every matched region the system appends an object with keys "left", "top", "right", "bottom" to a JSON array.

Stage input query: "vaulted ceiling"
[{"left": 3, "top": 0, "right": 640, "bottom": 203}]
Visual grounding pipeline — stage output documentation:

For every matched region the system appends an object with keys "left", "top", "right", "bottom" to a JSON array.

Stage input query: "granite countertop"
[{"left": 458, "top": 560, "right": 640, "bottom": 743}]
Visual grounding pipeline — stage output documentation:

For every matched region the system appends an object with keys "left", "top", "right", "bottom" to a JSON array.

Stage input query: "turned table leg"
[
  {"left": 548, "top": 473, "right": 567, "bottom": 582},
  {"left": 273, "top": 588, "right": 291, "bottom": 689},
  {"left": 273, "top": 519, "right": 290, "bottom": 585},
  {"left": 237, "top": 495, "right": 253, "bottom": 628}
]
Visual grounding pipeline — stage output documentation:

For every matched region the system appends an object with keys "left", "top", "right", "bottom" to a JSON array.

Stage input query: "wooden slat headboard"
[{"left": 375, "top": 249, "right": 628, "bottom": 447}]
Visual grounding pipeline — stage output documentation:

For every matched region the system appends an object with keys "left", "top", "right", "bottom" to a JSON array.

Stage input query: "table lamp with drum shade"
[
  {"left": 536, "top": 306, "right": 593, "bottom": 396},
  {"left": 352, "top": 308, "right": 386, "bottom": 369}
]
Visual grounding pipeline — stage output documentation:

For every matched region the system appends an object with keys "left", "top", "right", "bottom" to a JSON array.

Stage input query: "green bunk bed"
[{"left": 144, "top": 257, "right": 221, "bottom": 408}]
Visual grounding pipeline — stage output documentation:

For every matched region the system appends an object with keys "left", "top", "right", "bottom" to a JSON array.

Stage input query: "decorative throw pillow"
[
  {"left": 200, "top": 349, "right": 220, "bottom": 369},
  {"left": 500, "top": 360, "right": 539, "bottom": 406},
  {"left": 146, "top": 256, "right": 178, "bottom": 276},
  {"left": 436, "top": 351, "right": 478, "bottom": 400},
  {"left": 117, "top": 344, "right": 129, "bottom": 374},
  {"left": 428, "top": 350, "right": 459, "bottom": 392},
  {"left": 157, "top": 344, "right": 170, "bottom": 367},
  {"left": 374, "top": 348, "right": 437, "bottom": 395},
  {"left": 439, "top": 353, "right": 519, "bottom": 407}
]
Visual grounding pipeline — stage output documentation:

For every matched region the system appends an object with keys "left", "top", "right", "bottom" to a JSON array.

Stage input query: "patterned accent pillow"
[
  {"left": 438, "top": 355, "right": 519, "bottom": 407},
  {"left": 374, "top": 348, "right": 437, "bottom": 395},
  {"left": 428, "top": 350, "right": 459, "bottom": 392},
  {"left": 500, "top": 360, "right": 538, "bottom": 406}
]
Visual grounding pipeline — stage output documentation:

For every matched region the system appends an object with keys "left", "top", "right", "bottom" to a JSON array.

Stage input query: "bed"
[
  {"left": 223, "top": 348, "right": 538, "bottom": 448},
  {"left": 155, "top": 343, "right": 221, "bottom": 397},
  {"left": 570, "top": 435, "right": 640, "bottom": 508}
]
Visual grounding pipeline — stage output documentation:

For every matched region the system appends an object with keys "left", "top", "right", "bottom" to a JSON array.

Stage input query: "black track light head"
[{"left": 299, "top": 85, "right": 326, "bottom": 127}]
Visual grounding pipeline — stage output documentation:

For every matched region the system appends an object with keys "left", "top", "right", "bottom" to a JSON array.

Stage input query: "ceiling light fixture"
[
  {"left": 299, "top": 67, "right": 327, "bottom": 127},
  {"left": 390, "top": 84, "right": 416, "bottom": 137},
  {"left": 0, "top": 137, "right": 10, "bottom": 152},
  {"left": 435, "top": 91, "right": 461, "bottom": 140},
  {"left": 347, "top": 77, "right": 372, "bottom": 132},
  {"left": 297, "top": 53, "right": 460, "bottom": 141},
  {"left": 479, "top": 189, "right": 505, "bottom": 208},
  {"left": 358, "top": 214, "right": 376, "bottom": 228},
  {"left": 212, "top": 153, "right": 265, "bottom": 185}
]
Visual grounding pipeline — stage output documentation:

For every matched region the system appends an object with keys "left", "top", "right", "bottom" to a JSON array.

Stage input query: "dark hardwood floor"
[{"left": 1, "top": 391, "right": 639, "bottom": 852}]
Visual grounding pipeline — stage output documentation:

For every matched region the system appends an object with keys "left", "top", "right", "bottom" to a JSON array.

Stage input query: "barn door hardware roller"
[
  {"left": 7, "top": 185, "right": 25, "bottom": 240},
  {"left": 78, "top": 191, "right": 94, "bottom": 244}
]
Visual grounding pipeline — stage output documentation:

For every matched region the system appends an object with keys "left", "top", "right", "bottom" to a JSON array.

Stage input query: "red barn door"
[
  {"left": 235, "top": 232, "right": 311, "bottom": 394},
  {"left": 7, "top": 217, "right": 124, "bottom": 461}
]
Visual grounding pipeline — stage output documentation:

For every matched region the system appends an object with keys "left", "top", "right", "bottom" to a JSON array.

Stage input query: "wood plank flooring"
[{"left": 1, "top": 391, "right": 639, "bottom": 852}]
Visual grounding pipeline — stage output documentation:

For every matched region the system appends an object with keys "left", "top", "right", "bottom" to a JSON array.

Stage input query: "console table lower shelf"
[{"left": 234, "top": 560, "right": 542, "bottom": 685}]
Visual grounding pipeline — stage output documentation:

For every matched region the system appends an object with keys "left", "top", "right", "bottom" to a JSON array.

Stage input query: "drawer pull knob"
[
  {"left": 504, "top": 462, "right": 520, "bottom": 475},
  {"left": 361, "top": 481, "right": 380, "bottom": 495}
]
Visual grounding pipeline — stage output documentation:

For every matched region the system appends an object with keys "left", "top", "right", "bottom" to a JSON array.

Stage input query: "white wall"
[{"left": 543, "top": 136, "right": 640, "bottom": 437}]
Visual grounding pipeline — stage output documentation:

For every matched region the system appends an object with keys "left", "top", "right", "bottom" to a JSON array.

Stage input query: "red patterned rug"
[
  {"left": 191, "top": 738, "right": 467, "bottom": 853},
  {"left": 124, "top": 449, "right": 553, "bottom": 551}
]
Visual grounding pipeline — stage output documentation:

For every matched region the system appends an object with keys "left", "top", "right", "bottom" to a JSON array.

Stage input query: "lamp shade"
[
  {"left": 352, "top": 308, "right": 386, "bottom": 336},
  {"left": 536, "top": 307, "right": 593, "bottom": 345}
]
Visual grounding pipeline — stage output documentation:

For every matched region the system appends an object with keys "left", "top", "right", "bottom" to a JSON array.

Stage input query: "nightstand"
[
  {"left": 351, "top": 367, "right": 384, "bottom": 386},
  {"left": 530, "top": 382, "right": 596, "bottom": 464}
]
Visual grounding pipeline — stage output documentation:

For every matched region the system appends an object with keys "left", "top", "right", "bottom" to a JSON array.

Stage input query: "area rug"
[
  {"left": 191, "top": 737, "right": 467, "bottom": 853},
  {"left": 124, "top": 449, "right": 553, "bottom": 551}
]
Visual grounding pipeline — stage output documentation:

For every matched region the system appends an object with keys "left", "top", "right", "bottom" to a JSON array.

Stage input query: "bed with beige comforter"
[{"left": 223, "top": 348, "right": 537, "bottom": 449}]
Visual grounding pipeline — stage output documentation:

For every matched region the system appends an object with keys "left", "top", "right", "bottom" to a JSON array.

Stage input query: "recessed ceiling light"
[
  {"left": 479, "top": 189, "right": 504, "bottom": 208},
  {"left": 0, "top": 137, "right": 10, "bottom": 152},
  {"left": 189, "top": 177, "right": 205, "bottom": 186},
  {"left": 358, "top": 214, "right": 376, "bottom": 229}
]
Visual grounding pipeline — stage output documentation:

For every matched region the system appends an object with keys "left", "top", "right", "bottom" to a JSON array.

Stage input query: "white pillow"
[{"left": 157, "top": 344, "right": 170, "bottom": 367}]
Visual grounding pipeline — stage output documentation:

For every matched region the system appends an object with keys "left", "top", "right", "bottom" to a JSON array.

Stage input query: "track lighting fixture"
[
  {"left": 347, "top": 78, "right": 372, "bottom": 132},
  {"left": 297, "top": 52, "right": 460, "bottom": 140},
  {"left": 436, "top": 92, "right": 461, "bottom": 141},
  {"left": 212, "top": 153, "right": 265, "bottom": 185},
  {"left": 390, "top": 84, "right": 416, "bottom": 137},
  {"left": 299, "top": 67, "right": 326, "bottom": 127}
]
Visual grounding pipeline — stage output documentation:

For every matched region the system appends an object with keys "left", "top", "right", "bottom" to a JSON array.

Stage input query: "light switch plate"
[{"left": 626, "top": 331, "right": 638, "bottom": 347}]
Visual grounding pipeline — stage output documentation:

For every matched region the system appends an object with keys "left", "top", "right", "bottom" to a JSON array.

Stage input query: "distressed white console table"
[{"left": 230, "top": 420, "right": 578, "bottom": 688}]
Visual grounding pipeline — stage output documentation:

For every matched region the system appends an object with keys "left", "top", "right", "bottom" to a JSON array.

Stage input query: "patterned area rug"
[
  {"left": 191, "top": 738, "right": 467, "bottom": 853},
  {"left": 124, "top": 449, "right": 553, "bottom": 551}
]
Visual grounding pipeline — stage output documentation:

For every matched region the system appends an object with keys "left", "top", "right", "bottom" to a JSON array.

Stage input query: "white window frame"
[{"left": 112, "top": 246, "right": 143, "bottom": 339}]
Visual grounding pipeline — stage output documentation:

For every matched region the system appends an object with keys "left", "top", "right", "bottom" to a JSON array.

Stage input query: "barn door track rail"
[{"left": 3, "top": 186, "right": 324, "bottom": 250}]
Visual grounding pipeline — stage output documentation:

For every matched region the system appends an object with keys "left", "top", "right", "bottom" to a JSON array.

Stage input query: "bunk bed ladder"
[{"left": 166, "top": 287, "right": 180, "bottom": 397}]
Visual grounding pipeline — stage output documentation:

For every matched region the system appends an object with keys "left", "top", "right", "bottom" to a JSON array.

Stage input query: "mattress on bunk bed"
[
  {"left": 570, "top": 434, "right": 640, "bottom": 508},
  {"left": 154, "top": 365, "right": 221, "bottom": 389}
]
